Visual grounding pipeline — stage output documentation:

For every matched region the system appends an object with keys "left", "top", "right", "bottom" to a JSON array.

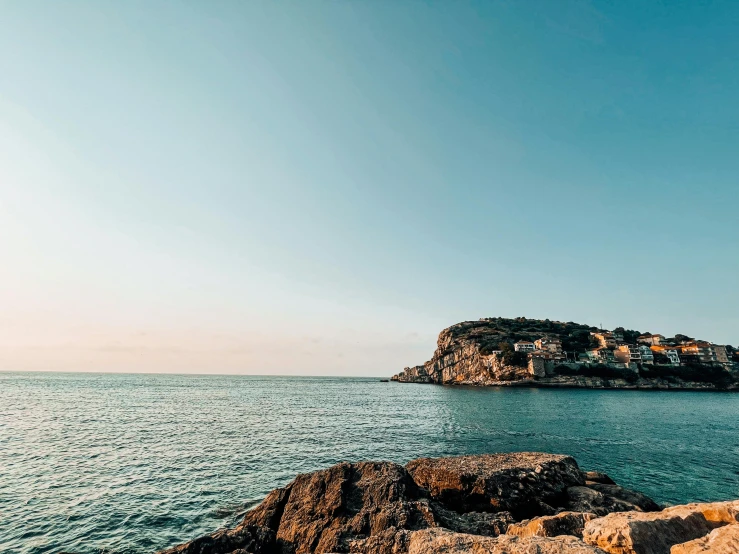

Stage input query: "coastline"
[{"left": 389, "top": 377, "right": 739, "bottom": 391}]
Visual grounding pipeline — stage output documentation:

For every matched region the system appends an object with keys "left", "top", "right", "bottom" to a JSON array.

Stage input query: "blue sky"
[{"left": 1, "top": 1, "right": 737, "bottom": 374}]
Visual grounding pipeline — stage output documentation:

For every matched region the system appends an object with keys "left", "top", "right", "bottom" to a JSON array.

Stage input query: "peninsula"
[{"left": 392, "top": 317, "right": 739, "bottom": 390}]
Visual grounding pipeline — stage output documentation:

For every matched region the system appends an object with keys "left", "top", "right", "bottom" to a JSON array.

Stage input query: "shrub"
[
  {"left": 640, "top": 363, "right": 733, "bottom": 387},
  {"left": 554, "top": 363, "right": 639, "bottom": 383},
  {"left": 553, "top": 364, "right": 578, "bottom": 376}
]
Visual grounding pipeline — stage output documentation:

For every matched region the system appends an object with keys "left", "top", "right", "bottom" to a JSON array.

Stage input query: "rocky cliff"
[
  {"left": 392, "top": 321, "right": 533, "bottom": 386},
  {"left": 158, "top": 452, "right": 738, "bottom": 554},
  {"left": 392, "top": 318, "right": 739, "bottom": 390}
]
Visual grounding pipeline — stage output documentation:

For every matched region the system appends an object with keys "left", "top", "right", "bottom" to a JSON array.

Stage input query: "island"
[
  {"left": 159, "top": 452, "right": 739, "bottom": 553},
  {"left": 392, "top": 317, "right": 739, "bottom": 390}
]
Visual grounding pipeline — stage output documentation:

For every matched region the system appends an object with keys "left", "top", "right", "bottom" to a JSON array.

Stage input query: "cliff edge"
[{"left": 392, "top": 320, "right": 533, "bottom": 385}]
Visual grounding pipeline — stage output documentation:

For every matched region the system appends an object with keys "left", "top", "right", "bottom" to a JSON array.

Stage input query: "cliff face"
[{"left": 394, "top": 323, "right": 531, "bottom": 385}]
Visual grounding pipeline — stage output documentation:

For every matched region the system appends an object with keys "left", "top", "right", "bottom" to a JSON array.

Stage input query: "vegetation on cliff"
[
  {"left": 441, "top": 317, "right": 730, "bottom": 356},
  {"left": 447, "top": 317, "right": 600, "bottom": 357},
  {"left": 553, "top": 364, "right": 640, "bottom": 383}
]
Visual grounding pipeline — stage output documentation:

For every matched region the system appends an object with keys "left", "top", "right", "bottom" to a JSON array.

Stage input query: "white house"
[
  {"left": 639, "top": 345, "right": 655, "bottom": 364},
  {"left": 664, "top": 349, "right": 680, "bottom": 365},
  {"left": 514, "top": 341, "right": 536, "bottom": 352}
]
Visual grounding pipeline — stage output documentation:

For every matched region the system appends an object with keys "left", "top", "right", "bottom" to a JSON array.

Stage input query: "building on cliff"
[
  {"left": 527, "top": 355, "right": 547, "bottom": 377},
  {"left": 514, "top": 341, "right": 536, "bottom": 352},
  {"left": 639, "top": 345, "right": 655, "bottom": 364},
  {"left": 591, "top": 331, "right": 617, "bottom": 349},
  {"left": 534, "top": 337, "right": 563, "bottom": 355},
  {"left": 713, "top": 344, "right": 731, "bottom": 366},
  {"left": 529, "top": 350, "right": 564, "bottom": 363},
  {"left": 638, "top": 333, "right": 666, "bottom": 346},
  {"left": 583, "top": 347, "right": 616, "bottom": 365},
  {"left": 675, "top": 342, "right": 731, "bottom": 367},
  {"left": 650, "top": 346, "right": 681, "bottom": 365},
  {"left": 614, "top": 344, "right": 642, "bottom": 364}
]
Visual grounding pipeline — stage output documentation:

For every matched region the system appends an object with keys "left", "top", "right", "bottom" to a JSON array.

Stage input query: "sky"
[{"left": 1, "top": 1, "right": 737, "bottom": 375}]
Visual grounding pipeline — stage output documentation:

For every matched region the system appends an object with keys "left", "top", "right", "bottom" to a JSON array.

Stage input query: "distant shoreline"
[{"left": 389, "top": 378, "right": 739, "bottom": 392}]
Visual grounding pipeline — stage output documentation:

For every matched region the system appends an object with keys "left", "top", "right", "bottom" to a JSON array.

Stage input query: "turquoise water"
[{"left": 2, "top": 372, "right": 738, "bottom": 554}]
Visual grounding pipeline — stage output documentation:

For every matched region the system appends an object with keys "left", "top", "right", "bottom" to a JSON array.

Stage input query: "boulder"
[
  {"left": 582, "top": 506, "right": 721, "bottom": 554},
  {"left": 237, "top": 487, "right": 292, "bottom": 530},
  {"left": 566, "top": 487, "right": 638, "bottom": 517},
  {"left": 256, "top": 461, "right": 437, "bottom": 554},
  {"left": 349, "top": 528, "right": 412, "bottom": 554},
  {"left": 406, "top": 453, "right": 584, "bottom": 519},
  {"left": 407, "top": 527, "right": 607, "bottom": 553},
  {"left": 507, "top": 512, "right": 596, "bottom": 538},
  {"left": 566, "top": 485, "right": 661, "bottom": 516},
  {"left": 671, "top": 524, "right": 739, "bottom": 553},
  {"left": 587, "top": 485, "right": 661, "bottom": 512},
  {"left": 584, "top": 472, "right": 617, "bottom": 485},
  {"left": 432, "top": 505, "right": 514, "bottom": 536},
  {"left": 161, "top": 461, "right": 438, "bottom": 554},
  {"left": 667, "top": 500, "right": 739, "bottom": 526},
  {"left": 158, "top": 526, "right": 275, "bottom": 554}
]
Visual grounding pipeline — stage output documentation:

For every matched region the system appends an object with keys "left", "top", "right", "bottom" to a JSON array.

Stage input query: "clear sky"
[{"left": 1, "top": 1, "right": 737, "bottom": 375}]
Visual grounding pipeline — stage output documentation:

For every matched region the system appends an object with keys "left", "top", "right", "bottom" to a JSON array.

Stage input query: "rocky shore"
[
  {"left": 392, "top": 371, "right": 735, "bottom": 390},
  {"left": 158, "top": 452, "right": 738, "bottom": 554}
]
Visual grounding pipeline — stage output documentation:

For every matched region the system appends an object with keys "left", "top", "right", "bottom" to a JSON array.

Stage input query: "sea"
[{"left": 2, "top": 372, "right": 738, "bottom": 554}]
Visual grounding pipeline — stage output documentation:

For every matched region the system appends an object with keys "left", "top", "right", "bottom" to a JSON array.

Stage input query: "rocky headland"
[
  {"left": 158, "top": 452, "right": 738, "bottom": 554},
  {"left": 391, "top": 318, "right": 739, "bottom": 390}
]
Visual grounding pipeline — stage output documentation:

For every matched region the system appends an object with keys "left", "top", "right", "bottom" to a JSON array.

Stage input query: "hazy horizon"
[{"left": 2, "top": 1, "right": 738, "bottom": 376}]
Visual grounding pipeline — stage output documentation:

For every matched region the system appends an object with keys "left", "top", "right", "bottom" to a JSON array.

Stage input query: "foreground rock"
[
  {"left": 156, "top": 454, "right": 739, "bottom": 554},
  {"left": 582, "top": 500, "right": 739, "bottom": 554},
  {"left": 407, "top": 528, "right": 604, "bottom": 553},
  {"left": 566, "top": 484, "right": 661, "bottom": 516},
  {"left": 159, "top": 452, "right": 660, "bottom": 554},
  {"left": 671, "top": 524, "right": 739, "bottom": 553},
  {"left": 213, "top": 461, "right": 436, "bottom": 554},
  {"left": 507, "top": 512, "right": 596, "bottom": 538},
  {"left": 160, "top": 526, "right": 276, "bottom": 554},
  {"left": 406, "top": 453, "right": 584, "bottom": 519}
]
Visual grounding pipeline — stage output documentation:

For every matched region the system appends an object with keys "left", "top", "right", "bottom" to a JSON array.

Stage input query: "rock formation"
[
  {"left": 507, "top": 512, "right": 596, "bottom": 539},
  {"left": 406, "top": 528, "right": 605, "bottom": 553},
  {"left": 392, "top": 322, "right": 532, "bottom": 386},
  {"left": 157, "top": 452, "right": 739, "bottom": 554},
  {"left": 671, "top": 524, "right": 739, "bottom": 553},
  {"left": 162, "top": 451, "right": 738, "bottom": 554},
  {"left": 581, "top": 501, "right": 739, "bottom": 554},
  {"left": 405, "top": 453, "right": 585, "bottom": 519}
]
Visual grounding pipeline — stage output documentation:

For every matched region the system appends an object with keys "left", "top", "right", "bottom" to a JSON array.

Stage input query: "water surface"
[{"left": 2, "top": 372, "right": 738, "bottom": 553}]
